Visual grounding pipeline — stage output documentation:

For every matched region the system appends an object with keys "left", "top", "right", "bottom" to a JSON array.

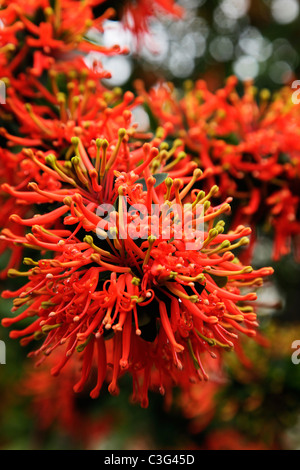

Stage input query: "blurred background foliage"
[
  {"left": 1, "top": 0, "right": 300, "bottom": 450},
  {"left": 92, "top": 0, "right": 300, "bottom": 91}
]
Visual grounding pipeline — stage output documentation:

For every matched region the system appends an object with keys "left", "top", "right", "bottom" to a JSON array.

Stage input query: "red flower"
[{"left": 1, "top": 137, "right": 273, "bottom": 406}]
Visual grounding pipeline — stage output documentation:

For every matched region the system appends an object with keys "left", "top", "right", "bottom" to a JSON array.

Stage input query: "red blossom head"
[{"left": 1, "top": 136, "right": 274, "bottom": 406}]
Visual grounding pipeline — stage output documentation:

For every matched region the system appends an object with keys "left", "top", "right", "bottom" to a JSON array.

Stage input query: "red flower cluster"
[
  {"left": 135, "top": 78, "right": 300, "bottom": 261},
  {"left": 0, "top": 0, "right": 128, "bottom": 82},
  {"left": 1, "top": 135, "right": 273, "bottom": 405}
]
